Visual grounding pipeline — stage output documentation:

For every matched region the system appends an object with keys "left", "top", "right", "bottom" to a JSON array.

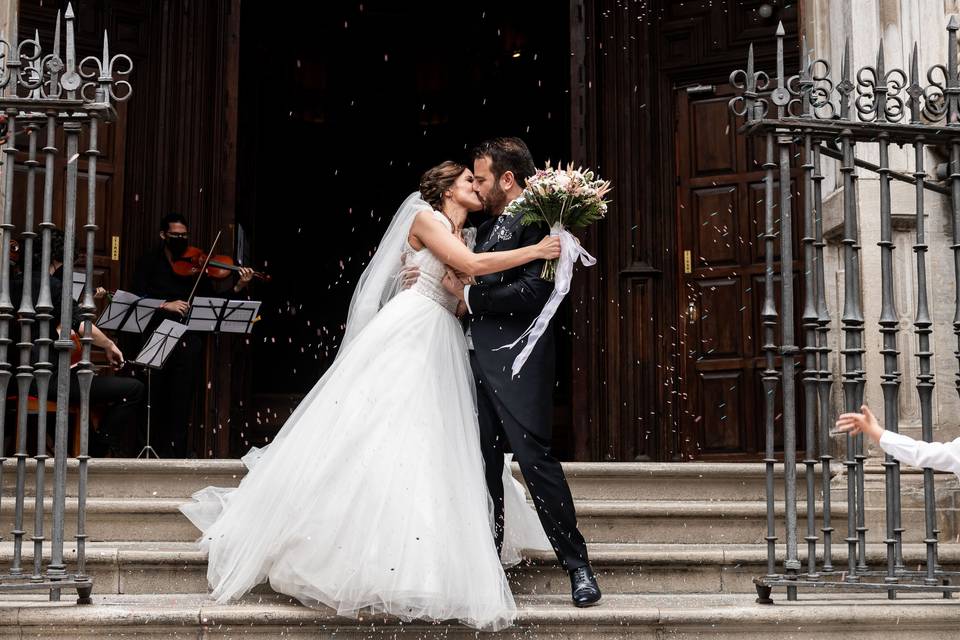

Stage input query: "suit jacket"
[{"left": 468, "top": 212, "right": 554, "bottom": 436}]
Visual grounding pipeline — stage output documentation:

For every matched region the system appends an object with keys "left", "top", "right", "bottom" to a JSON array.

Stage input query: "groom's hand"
[
  {"left": 453, "top": 269, "right": 475, "bottom": 286},
  {"left": 399, "top": 266, "right": 421, "bottom": 290},
  {"left": 442, "top": 269, "right": 466, "bottom": 302}
]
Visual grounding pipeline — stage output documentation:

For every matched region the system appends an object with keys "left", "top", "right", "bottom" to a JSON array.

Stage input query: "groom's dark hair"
[{"left": 472, "top": 137, "right": 536, "bottom": 186}]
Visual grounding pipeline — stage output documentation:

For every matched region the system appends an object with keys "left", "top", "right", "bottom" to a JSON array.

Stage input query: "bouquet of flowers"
[
  {"left": 495, "top": 163, "right": 609, "bottom": 377},
  {"left": 504, "top": 162, "right": 611, "bottom": 281}
]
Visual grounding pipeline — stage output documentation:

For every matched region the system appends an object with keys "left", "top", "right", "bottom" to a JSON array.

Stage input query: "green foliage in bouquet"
[{"left": 504, "top": 162, "right": 611, "bottom": 280}]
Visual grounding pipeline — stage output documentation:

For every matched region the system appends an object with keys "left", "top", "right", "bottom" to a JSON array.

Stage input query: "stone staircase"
[{"left": 2, "top": 459, "right": 960, "bottom": 638}]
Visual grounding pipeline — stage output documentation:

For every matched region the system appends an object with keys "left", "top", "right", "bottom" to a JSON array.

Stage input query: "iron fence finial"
[
  {"left": 908, "top": 43, "right": 921, "bottom": 124},
  {"left": 839, "top": 39, "right": 853, "bottom": 120},
  {"left": 53, "top": 10, "right": 60, "bottom": 60},
  {"left": 62, "top": 3, "right": 79, "bottom": 95}
]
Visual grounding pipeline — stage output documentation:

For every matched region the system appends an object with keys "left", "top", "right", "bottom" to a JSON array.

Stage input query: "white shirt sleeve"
[
  {"left": 463, "top": 285, "right": 473, "bottom": 315},
  {"left": 879, "top": 430, "right": 960, "bottom": 478}
]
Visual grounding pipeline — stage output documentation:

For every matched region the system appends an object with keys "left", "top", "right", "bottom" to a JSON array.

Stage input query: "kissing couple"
[{"left": 181, "top": 137, "right": 601, "bottom": 631}]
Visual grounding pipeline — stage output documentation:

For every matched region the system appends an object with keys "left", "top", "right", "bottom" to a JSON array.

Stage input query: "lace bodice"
[{"left": 401, "top": 211, "right": 475, "bottom": 314}]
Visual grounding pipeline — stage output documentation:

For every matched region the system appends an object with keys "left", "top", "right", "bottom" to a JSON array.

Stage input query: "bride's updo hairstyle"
[{"left": 419, "top": 161, "right": 466, "bottom": 210}]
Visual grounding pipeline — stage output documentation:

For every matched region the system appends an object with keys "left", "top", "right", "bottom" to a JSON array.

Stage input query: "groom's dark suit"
[{"left": 467, "top": 211, "right": 589, "bottom": 571}]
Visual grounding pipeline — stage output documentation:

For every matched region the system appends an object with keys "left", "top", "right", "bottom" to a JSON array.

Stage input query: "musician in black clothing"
[
  {"left": 7, "top": 228, "right": 145, "bottom": 457},
  {"left": 130, "top": 212, "right": 253, "bottom": 457}
]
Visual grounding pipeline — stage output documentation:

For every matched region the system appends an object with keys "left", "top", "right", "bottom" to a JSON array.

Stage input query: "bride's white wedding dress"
[{"left": 180, "top": 203, "right": 550, "bottom": 632}]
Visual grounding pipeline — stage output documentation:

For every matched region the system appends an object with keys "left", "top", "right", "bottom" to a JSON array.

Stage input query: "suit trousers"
[{"left": 470, "top": 351, "right": 589, "bottom": 571}]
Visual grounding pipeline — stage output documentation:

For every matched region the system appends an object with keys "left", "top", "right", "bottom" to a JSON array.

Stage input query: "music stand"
[
  {"left": 186, "top": 297, "right": 260, "bottom": 457},
  {"left": 132, "top": 320, "right": 188, "bottom": 459},
  {"left": 72, "top": 271, "right": 86, "bottom": 302},
  {"left": 97, "top": 290, "right": 165, "bottom": 333},
  {"left": 186, "top": 297, "right": 260, "bottom": 334}
]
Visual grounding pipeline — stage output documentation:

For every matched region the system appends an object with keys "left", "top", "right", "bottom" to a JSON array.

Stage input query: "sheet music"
[
  {"left": 184, "top": 297, "right": 224, "bottom": 333},
  {"left": 72, "top": 271, "right": 86, "bottom": 302},
  {"left": 187, "top": 297, "right": 261, "bottom": 335},
  {"left": 133, "top": 319, "right": 187, "bottom": 369},
  {"left": 96, "top": 290, "right": 165, "bottom": 333},
  {"left": 219, "top": 300, "right": 261, "bottom": 334}
]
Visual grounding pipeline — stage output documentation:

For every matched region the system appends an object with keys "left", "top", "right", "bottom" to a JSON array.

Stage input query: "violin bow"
[{"left": 186, "top": 230, "right": 223, "bottom": 305}]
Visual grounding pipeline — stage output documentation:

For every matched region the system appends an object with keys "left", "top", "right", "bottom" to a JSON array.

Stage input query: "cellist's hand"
[
  {"left": 161, "top": 300, "right": 190, "bottom": 316},
  {"left": 104, "top": 340, "right": 124, "bottom": 368}
]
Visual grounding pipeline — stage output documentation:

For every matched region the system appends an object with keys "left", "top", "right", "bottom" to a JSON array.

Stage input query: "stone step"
[
  {"left": 2, "top": 592, "right": 958, "bottom": 638},
  {"left": 0, "top": 497, "right": 840, "bottom": 544},
  {"left": 834, "top": 465, "right": 960, "bottom": 542},
  {"left": 3, "top": 541, "right": 955, "bottom": 599},
  {"left": 2, "top": 459, "right": 828, "bottom": 502},
  {"left": 2, "top": 493, "right": 939, "bottom": 547}
]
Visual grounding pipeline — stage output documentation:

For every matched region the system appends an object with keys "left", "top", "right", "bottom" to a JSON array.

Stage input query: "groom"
[{"left": 442, "top": 137, "right": 601, "bottom": 607}]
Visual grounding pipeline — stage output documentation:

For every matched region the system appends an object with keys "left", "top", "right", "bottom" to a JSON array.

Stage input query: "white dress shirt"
[
  {"left": 464, "top": 285, "right": 474, "bottom": 350},
  {"left": 879, "top": 430, "right": 960, "bottom": 480}
]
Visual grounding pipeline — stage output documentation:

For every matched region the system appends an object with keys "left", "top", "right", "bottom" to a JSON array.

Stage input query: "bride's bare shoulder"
[
  {"left": 412, "top": 209, "right": 447, "bottom": 229},
  {"left": 409, "top": 210, "right": 441, "bottom": 250}
]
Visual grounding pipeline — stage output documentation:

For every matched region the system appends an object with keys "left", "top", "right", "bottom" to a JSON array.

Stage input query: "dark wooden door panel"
[
  {"left": 698, "top": 369, "right": 747, "bottom": 452},
  {"left": 695, "top": 277, "right": 743, "bottom": 357},
  {"left": 690, "top": 99, "right": 739, "bottom": 175},
  {"left": 691, "top": 186, "right": 740, "bottom": 267}
]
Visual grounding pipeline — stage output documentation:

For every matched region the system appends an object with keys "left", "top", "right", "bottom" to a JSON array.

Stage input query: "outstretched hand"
[{"left": 834, "top": 405, "right": 885, "bottom": 444}]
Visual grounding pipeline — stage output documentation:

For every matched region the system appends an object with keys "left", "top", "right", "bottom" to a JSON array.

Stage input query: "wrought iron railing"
[
  {"left": 728, "top": 18, "right": 960, "bottom": 601},
  {"left": 0, "top": 4, "right": 131, "bottom": 603}
]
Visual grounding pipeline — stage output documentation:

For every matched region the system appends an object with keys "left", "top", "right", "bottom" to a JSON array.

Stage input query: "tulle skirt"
[{"left": 180, "top": 289, "right": 550, "bottom": 631}]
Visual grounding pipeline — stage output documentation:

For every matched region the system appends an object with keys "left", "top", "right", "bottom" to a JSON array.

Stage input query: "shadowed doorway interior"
[{"left": 235, "top": 1, "right": 574, "bottom": 457}]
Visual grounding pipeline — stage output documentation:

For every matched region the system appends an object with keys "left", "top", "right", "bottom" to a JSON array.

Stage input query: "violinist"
[{"left": 130, "top": 212, "right": 254, "bottom": 457}]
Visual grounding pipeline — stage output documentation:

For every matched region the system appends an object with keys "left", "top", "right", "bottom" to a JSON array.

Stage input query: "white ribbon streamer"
[{"left": 494, "top": 223, "right": 596, "bottom": 378}]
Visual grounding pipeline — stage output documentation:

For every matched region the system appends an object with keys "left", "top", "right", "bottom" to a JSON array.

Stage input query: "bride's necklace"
[{"left": 438, "top": 209, "right": 463, "bottom": 237}]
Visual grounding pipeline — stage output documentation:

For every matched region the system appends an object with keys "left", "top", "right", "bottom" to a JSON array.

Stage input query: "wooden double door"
[{"left": 674, "top": 84, "right": 801, "bottom": 460}]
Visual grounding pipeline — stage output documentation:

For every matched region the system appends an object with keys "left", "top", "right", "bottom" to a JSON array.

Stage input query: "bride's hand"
[{"left": 534, "top": 236, "right": 561, "bottom": 260}]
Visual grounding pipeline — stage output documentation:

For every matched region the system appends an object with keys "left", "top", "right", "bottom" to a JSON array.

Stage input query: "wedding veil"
[{"left": 340, "top": 191, "right": 430, "bottom": 352}]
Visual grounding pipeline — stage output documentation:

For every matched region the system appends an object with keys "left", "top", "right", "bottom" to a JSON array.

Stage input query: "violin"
[{"left": 171, "top": 246, "right": 271, "bottom": 282}]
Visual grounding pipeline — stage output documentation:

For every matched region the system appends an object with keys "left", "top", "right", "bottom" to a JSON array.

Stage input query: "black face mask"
[{"left": 165, "top": 236, "right": 188, "bottom": 257}]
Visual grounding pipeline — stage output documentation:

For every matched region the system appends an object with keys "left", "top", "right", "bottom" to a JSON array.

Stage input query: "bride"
[{"left": 180, "top": 161, "right": 561, "bottom": 631}]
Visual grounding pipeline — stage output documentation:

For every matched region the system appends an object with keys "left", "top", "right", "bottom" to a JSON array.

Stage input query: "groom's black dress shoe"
[{"left": 569, "top": 566, "right": 601, "bottom": 607}]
